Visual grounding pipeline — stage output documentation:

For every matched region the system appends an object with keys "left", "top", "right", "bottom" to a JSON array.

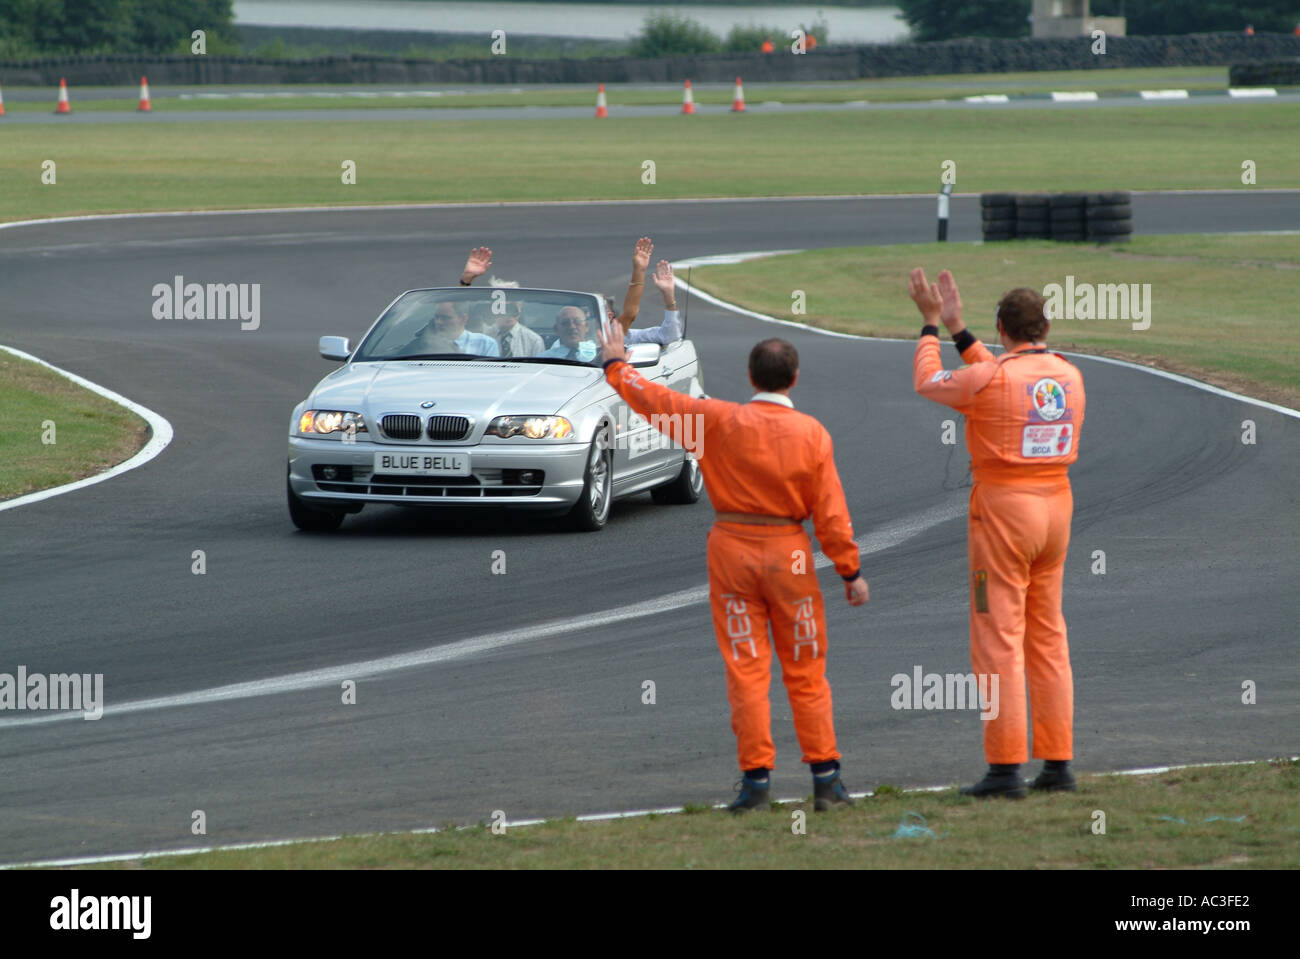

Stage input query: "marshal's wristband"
[
  {"left": 921, "top": 325, "right": 939, "bottom": 338},
  {"left": 458, "top": 278, "right": 472, "bottom": 286},
  {"left": 841, "top": 569, "right": 862, "bottom": 583},
  {"left": 602, "top": 357, "right": 625, "bottom": 371},
  {"left": 952, "top": 329, "right": 976, "bottom": 353}
]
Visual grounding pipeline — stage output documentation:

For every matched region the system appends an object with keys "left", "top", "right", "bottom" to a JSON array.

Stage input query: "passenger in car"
[
  {"left": 457, "top": 237, "right": 675, "bottom": 344},
  {"left": 491, "top": 299, "right": 545, "bottom": 358},
  {"left": 401, "top": 301, "right": 500, "bottom": 357},
  {"left": 537, "top": 307, "right": 599, "bottom": 362},
  {"left": 618, "top": 259, "right": 683, "bottom": 347}
]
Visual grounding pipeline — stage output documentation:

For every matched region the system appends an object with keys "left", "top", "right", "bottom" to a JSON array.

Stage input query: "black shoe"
[
  {"left": 727, "top": 774, "right": 771, "bottom": 814},
  {"left": 1030, "top": 763, "right": 1078, "bottom": 792},
  {"left": 960, "top": 766, "right": 1027, "bottom": 800},
  {"left": 813, "top": 770, "right": 856, "bottom": 811}
]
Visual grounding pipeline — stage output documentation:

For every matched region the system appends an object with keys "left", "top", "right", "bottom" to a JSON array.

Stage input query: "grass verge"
[
  {"left": 686, "top": 235, "right": 1300, "bottom": 410},
  {"left": 81, "top": 759, "right": 1297, "bottom": 869},
  {"left": 0, "top": 350, "right": 149, "bottom": 502},
  {"left": 2, "top": 104, "right": 1297, "bottom": 223}
]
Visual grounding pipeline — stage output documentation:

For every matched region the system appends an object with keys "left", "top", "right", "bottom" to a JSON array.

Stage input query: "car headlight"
[
  {"left": 298, "top": 410, "right": 368, "bottom": 435},
  {"left": 485, "top": 415, "right": 574, "bottom": 439}
]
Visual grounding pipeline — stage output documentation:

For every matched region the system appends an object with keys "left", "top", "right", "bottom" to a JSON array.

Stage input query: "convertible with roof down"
[{"left": 287, "top": 287, "right": 705, "bottom": 531}]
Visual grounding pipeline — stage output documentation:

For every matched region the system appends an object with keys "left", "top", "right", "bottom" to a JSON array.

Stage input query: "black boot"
[
  {"left": 727, "top": 770, "right": 771, "bottom": 813},
  {"left": 1030, "top": 760, "right": 1077, "bottom": 792},
  {"left": 812, "top": 768, "right": 856, "bottom": 812},
  {"left": 960, "top": 763, "right": 1027, "bottom": 799}
]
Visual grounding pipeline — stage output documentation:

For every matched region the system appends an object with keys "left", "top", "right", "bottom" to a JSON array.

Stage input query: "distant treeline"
[
  {"left": 899, "top": 0, "right": 1300, "bottom": 41},
  {"left": 0, "top": 0, "right": 238, "bottom": 57}
]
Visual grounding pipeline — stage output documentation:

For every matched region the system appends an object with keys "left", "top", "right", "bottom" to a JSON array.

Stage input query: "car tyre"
[
  {"left": 288, "top": 477, "right": 346, "bottom": 532},
  {"left": 651, "top": 453, "right": 703, "bottom": 505},
  {"left": 566, "top": 429, "right": 613, "bottom": 532}
]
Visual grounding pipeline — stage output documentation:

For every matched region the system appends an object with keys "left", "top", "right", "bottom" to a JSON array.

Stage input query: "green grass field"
[
  {"left": 2, "top": 104, "right": 1297, "bottom": 225},
  {"left": 82, "top": 760, "right": 1297, "bottom": 869},
  {"left": 686, "top": 235, "right": 1300, "bottom": 409},
  {"left": 0, "top": 67, "right": 1254, "bottom": 113},
  {"left": 0, "top": 351, "right": 149, "bottom": 502}
]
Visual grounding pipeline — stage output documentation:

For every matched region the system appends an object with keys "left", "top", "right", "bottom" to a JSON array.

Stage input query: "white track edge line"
[
  {"left": 5, "top": 755, "right": 1293, "bottom": 870},
  {"left": 0, "top": 498, "right": 965, "bottom": 729},
  {"left": 0, "top": 346, "right": 174, "bottom": 513}
]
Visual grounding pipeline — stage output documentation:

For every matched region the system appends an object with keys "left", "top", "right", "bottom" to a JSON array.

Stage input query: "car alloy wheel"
[
  {"left": 651, "top": 452, "right": 703, "bottom": 505},
  {"left": 567, "top": 428, "right": 613, "bottom": 531},
  {"left": 588, "top": 437, "right": 611, "bottom": 521}
]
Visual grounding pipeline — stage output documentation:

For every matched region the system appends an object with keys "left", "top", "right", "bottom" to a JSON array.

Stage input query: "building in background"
[{"left": 1031, "top": 0, "right": 1126, "bottom": 38}]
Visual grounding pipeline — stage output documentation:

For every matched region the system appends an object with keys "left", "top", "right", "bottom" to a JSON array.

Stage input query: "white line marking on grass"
[
  {"left": 671, "top": 252, "right": 1300, "bottom": 420},
  {"left": 5, "top": 755, "right": 1291, "bottom": 869},
  {"left": 1051, "top": 91, "right": 1099, "bottom": 101},
  {"left": 1228, "top": 88, "right": 1277, "bottom": 97},
  {"left": 963, "top": 94, "right": 1010, "bottom": 103},
  {"left": 1139, "top": 89, "right": 1189, "bottom": 99},
  {"left": 0, "top": 346, "right": 174, "bottom": 513}
]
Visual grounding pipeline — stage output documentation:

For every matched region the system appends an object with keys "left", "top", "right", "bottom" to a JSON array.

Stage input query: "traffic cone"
[
  {"left": 138, "top": 76, "right": 152, "bottom": 112},
  {"left": 731, "top": 76, "right": 746, "bottom": 112},
  {"left": 681, "top": 79, "right": 695, "bottom": 115},
  {"left": 0, "top": 83, "right": 6, "bottom": 117},
  {"left": 55, "top": 77, "right": 71, "bottom": 115},
  {"left": 594, "top": 83, "right": 607, "bottom": 118}
]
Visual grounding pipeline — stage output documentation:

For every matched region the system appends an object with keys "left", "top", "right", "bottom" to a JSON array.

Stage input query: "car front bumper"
[{"left": 288, "top": 436, "right": 590, "bottom": 509}]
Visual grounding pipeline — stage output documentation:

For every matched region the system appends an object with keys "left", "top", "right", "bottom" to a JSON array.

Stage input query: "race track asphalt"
[{"left": 0, "top": 194, "right": 1296, "bottom": 864}]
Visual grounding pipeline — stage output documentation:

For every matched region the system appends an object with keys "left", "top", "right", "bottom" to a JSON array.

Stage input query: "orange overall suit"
[
  {"left": 914, "top": 334, "right": 1085, "bottom": 764},
  {"left": 605, "top": 361, "right": 861, "bottom": 772}
]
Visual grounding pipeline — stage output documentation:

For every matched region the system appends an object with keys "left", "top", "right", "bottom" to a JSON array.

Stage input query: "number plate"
[{"left": 374, "top": 452, "right": 470, "bottom": 476}]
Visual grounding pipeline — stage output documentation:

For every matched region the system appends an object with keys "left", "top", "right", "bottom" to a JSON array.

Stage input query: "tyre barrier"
[
  {"left": 1086, "top": 191, "right": 1133, "bottom": 243},
  {"left": 980, "top": 191, "right": 1132, "bottom": 244},
  {"left": 980, "top": 192, "right": 1017, "bottom": 242}
]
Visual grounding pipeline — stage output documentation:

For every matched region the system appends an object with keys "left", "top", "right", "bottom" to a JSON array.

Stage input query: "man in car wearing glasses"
[{"left": 538, "top": 260, "right": 683, "bottom": 362}]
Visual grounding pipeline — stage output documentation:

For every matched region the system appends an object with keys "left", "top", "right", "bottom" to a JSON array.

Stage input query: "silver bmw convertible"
[{"left": 287, "top": 286, "right": 706, "bottom": 531}]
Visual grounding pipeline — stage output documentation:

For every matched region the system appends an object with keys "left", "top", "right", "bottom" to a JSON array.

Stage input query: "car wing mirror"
[
  {"left": 628, "top": 343, "right": 662, "bottom": 367},
  {"left": 319, "top": 336, "right": 352, "bottom": 361}
]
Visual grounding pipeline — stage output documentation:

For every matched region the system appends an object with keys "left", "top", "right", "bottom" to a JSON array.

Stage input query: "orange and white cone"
[
  {"left": 0, "top": 83, "right": 6, "bottom": 117},
  {"left": 731, "top": 76, "right": 746, "bottom": 112},
  {"left": 594, "top": 83, "right": 608, "bottom": 118},
  {"left": 55, "top": 77, "right": 71, "bottom": 114},
  {"left": 681, "top": 79, "right": 696, "bottom": 115},
  {"left": 138, "top": 76, "right": 152, "bottom": 112}
]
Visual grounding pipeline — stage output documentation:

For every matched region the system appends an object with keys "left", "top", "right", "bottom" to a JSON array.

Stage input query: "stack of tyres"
[
  {"left": 1015, "top": 194, "right": 1051, "bottom": 240},
  {"left": 981, "top": 193, "right": 1016, "bottom": 242},
  {"left": 1086, "top": 191, "right": 1133, "bottom": 244},
  {"left": 1049, "top": 193, "right": 1088, "bottom": 242}
]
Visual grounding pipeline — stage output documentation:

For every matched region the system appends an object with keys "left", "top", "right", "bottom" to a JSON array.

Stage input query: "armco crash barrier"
[
  {"left": 982, "top": 193, "right": 1132, "bottom": 244},
  {"left": 2, "top": 33, "right": 1299, "bottom": 86}
]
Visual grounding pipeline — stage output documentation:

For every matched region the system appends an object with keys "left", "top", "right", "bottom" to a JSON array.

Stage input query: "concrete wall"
[{"left": 3, "top": 33, "right": 1298, "bottom": 87}]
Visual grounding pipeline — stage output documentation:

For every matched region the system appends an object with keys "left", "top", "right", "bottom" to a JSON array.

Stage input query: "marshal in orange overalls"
[
  {"left": 914, "top": 335, "right": 1085, "bottom": 764},
  {"left": 605, "top": 361, "right": 861, "bottom": 772}
]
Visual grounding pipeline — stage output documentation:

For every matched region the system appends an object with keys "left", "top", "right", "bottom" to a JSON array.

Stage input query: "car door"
[{"left": 606, "top": 349, "right": 676, "bottom": 483}]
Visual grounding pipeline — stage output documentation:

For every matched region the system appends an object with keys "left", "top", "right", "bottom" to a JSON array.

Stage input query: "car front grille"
[
  {"left": 380, "top": 414, "right": 422, "bottom": 440},
  {"left": 378, "top": 414, "right": 472, "bottom": 441},
  {"left": 426, "top": 415, "right": 471, "bottom": 441}
]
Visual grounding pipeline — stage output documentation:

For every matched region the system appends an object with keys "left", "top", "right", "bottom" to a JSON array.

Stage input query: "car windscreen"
[{"left": 353, "top": 289, "right": 608, "bottom": 364}]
